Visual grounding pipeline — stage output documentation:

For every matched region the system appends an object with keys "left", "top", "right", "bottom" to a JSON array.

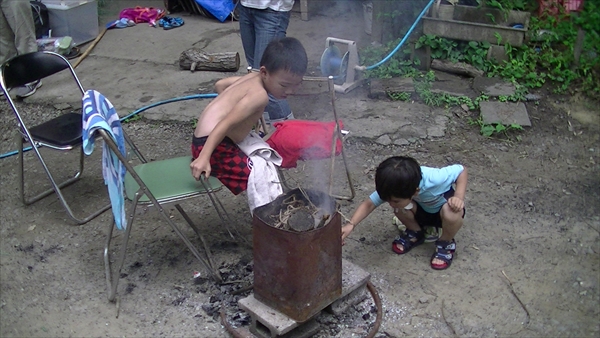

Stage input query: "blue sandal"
[
  {"left": 159, "top": 16, "right": 184, "bottom": 30},
  {"left": 392, "top": 229, "right": 424, "bottom": 255},
  {"left": 171, "top": 17, "right": 184, "bottom": 28},
  {"left": 431, "top": 239, "right": 456, "bottom": 270}
]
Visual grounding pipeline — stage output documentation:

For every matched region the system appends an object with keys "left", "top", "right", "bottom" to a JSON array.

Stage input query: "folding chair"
[
  {"left": 80, "top": 90, "right": 231, "bottom": 302},
  {"left": 0, "top": 51, "right": 110, "bottom": 224},
  {"left": 256, "top": 73, "right": 355, "bottom": 201}
]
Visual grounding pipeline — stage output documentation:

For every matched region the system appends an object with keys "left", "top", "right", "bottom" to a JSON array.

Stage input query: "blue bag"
[{"left": 195, "top": 0, "right": 235, "bottom": 22}]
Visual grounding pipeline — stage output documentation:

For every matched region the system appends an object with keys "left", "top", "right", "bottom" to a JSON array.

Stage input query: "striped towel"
[{"left": 81, "top": 90, "right": 127, "bottom": 229}]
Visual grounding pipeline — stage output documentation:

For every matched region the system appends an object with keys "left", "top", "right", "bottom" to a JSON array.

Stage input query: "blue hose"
[
  {"left": 119, "top": 93, "right": 217, "bottom": 121},
  {"left": 365, "top": 0, "right": 437, "bottom": 70},
  {"left": 0, "top": 93, "right": 218, "bottom": 159}
]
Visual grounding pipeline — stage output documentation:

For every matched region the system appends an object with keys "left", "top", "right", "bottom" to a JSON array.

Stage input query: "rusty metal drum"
[{"left": 252, "top": 188, "right": 342, "bottom": 323}]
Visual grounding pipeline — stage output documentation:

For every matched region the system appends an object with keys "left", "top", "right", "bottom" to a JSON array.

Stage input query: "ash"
[{"left": 196, "top": 257, "right": 380, "bottom": 337}]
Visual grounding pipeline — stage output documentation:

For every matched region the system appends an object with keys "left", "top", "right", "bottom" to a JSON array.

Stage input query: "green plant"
[
  {"left": 468, "top": 117, "right": 524, "bottom": 138},
  {"left": 480, "top": 0, "right": 530, "bottom": 12},
  {"left": 494, "top": 32, "right": 503, "bottom": 45},
  {"left": 388, "top": 91, "right": 411, "bottom": 101},
  {"left": 463, "top": 41, "right": 491, "bottom": 70},
  {"left": 360, "top": 38, "right": 418, "bottom": 79},
  {"left": 364, "top": 0, "right": 599, "bottom": 100},
  {"left": 416, "top": 35, "right": 463, "bottom": 61},
  {"left": 121, "top": 113, "right": 142, "bottom": 123}
]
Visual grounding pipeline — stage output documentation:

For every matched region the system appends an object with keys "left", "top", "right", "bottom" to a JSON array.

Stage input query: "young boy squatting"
[{"left": 341, "top": 156, "right": 468, "bottom": 270}]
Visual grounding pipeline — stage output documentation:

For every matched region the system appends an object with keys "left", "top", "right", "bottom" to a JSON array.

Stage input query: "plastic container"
[
  {"left": 37, "top": 36, "right": 73, "bottom": 55},
  {"left": 42, "top": 0, "right": 98, "bottom": 46}
]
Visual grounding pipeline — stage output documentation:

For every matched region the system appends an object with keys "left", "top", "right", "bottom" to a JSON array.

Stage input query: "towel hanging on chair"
[{"left": 82, "top": 90, "right": 127, "bottom": 229}]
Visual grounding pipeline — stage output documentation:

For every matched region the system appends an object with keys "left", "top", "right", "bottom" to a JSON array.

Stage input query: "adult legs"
[
  {"left": 239, "top": 7, "right": 292, "bottom": 120},
  {"left": 0, "top": 0, "right": 37, "bottom": 65},
  {"left": 238, "top": 4, "right": 256, "bottom": 68},
  {"left": 251, "top": 9, "right": 290, "bottom": 67}
]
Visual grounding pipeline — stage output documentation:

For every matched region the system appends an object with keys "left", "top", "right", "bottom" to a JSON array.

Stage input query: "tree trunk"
[{"left": 179, "top": 48, "right": 240, "bottom": 72}]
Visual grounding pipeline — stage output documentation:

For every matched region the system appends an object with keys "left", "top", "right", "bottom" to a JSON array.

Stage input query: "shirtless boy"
[{"left": 190, "top": 37, "right": 307, "bottom": 194}]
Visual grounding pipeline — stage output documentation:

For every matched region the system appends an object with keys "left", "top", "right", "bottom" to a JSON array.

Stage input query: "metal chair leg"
[
  {"left": 161, "top": 208, "right": 223, "bottom": 283},
  {"left": 18, "top": 135, "right": 110, "bottom": 224},
  {"left": 174, "top": 204, "right": 222, "bottom": 280},
  {"left": 327, "top": 76, "right": 355, "bottom": 201},
  {"left": 199, "top": 177, "right": 246, "bottom": 241},
  {"left": 326, "top": 124, "right": 355, "bottom": 201},
  {"left": 105, "top": 201, "right": 136, "bottom": 303}
]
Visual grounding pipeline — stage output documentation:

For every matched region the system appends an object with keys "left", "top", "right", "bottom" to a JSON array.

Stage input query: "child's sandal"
[
  {"left": 392, "top": 229, "right": 425, "bottom": 255},
  {"left": 430, "top": 239, "right": 456, "bottom": 270},
  {"left": 171, "top": 17, "right": 184, "bottom": 28}
]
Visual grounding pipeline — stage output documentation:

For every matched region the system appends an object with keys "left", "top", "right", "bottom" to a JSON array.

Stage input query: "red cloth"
[{"left": 266, "top": 120, "right": 343, "bottom": 169}]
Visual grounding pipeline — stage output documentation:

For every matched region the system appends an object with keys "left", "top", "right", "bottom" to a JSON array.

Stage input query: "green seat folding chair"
[{"left": 82, "top": 90, "right": 230, "bottom": 303}]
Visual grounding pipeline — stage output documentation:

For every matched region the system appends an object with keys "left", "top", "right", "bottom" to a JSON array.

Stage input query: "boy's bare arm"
[
  {"left": 341, "top": 198, "right": 377, "bottom": 243},
  {"left": 191, "top": 91, "right": 267, "bottom": 179},
  {"left": 215, "top": 76, "right": 242, "bottom": 94},
  {"left": 448, "top": 166, "right": 468, "bottom": 212}
]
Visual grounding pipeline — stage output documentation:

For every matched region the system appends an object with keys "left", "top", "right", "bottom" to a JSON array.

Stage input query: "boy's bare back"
[
  {"left": 190, "top": 36, "right": 307, "bottom": 180},
  {"left": 194, "top": 72, "right": 267, "bottom": 144}
]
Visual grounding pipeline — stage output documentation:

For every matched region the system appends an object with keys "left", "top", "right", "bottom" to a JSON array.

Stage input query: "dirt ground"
[{"left": 1, "top": 1, "right": 599, "bottom": 337}]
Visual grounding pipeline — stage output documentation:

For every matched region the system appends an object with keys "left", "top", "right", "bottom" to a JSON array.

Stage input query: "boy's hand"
[
  {"left": 190, "top": 157, "right": 211, "bottom": 180},
  {"left": 341, "top": 223, "right": 355, "bottom": 245},
  {"left": 447, "top": 196, "right": 464, "bottom": 212}
]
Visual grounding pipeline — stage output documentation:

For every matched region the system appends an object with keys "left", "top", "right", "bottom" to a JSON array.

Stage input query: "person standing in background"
[
  {"left": 238, "top": 0, "right": 296, "bottom": 122},
  {"left": 0, "top": 0, "right": 42, "bottom": 98}
]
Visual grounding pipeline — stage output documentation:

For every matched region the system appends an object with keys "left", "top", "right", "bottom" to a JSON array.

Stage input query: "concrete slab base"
[
  {"left": 480, "top": 101, "right": 531, "bottom": 127},
  {"left": 238, "top": 259, "right": 370, "bottom": 337},
  {"left": 327, "top": 259, "right": 371, "bottom": 315}
]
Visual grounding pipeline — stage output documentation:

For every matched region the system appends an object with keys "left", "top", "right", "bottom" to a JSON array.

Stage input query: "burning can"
[{"left": 252, "top": 188, "right": 342, "bottom": 322}]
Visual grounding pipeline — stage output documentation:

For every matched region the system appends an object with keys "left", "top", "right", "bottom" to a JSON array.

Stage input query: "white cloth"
[
  {"left": 237, "top": 131, "right": 283, "bottom": 212},
  {"left": 240, "top": 0, "right": 295, "bottom": 12}
]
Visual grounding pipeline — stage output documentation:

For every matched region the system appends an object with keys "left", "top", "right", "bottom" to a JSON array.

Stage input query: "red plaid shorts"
[{"left": 191, "top": 136, "right": 251, "bottom": 195}]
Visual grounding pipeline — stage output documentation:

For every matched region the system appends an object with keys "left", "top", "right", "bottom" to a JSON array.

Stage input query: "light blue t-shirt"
[{"left": 369, "top": 164, "right": 464, "bottom": 213}]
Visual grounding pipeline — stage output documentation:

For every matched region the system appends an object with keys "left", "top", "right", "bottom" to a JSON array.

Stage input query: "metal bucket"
[{"left": 252, "top": 188, "right": 342, "bottom": 322}]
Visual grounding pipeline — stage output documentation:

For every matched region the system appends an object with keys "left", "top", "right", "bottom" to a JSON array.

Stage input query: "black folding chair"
[{"left": 0, "top": 51, "right": 110, "bottom": 224}]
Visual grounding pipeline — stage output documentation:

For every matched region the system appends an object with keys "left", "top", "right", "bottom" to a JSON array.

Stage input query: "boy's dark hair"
[
  {"left": 375, "top": 156, "right": 422, "bottom": 200},
  {"left": 260, "top": 37, "right": 307, "bottom": 76}
]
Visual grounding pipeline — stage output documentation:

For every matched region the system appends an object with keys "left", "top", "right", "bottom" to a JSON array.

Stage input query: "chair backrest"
[{"left": 0, "top": 51, "right": 83, "bottom": 90}]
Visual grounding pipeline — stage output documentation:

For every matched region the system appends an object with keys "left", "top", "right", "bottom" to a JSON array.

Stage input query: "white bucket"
[{"left": 363, "top": 2, "right": 373, "bottom": 35}]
